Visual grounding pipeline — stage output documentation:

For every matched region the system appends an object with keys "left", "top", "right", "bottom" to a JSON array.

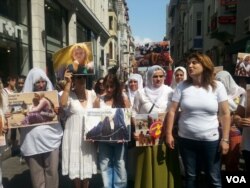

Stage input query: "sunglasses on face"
[{"left": 74, "top": 75, "right": 85, "bottom": 80}]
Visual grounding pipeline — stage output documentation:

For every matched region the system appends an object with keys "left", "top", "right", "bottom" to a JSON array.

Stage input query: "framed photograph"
[
  {"left": 135, "top": 41, "right": 170, "bottom": 68},
  {"left": 134, "top": 113, "right": 166, "bottom": 147},
  {"left": 53, "top": 42, "right": 95, "bottom": 80},
  {"left": 234, "top": 52, "right": 250, "bottom": 77},
  {"left": 85, "top": 108, "right": 131, "bottom": 142},
  {"left": 7, "top": 90, "right": 59, "bottom": 128}
]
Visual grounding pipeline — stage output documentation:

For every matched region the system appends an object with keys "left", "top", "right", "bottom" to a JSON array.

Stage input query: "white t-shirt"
[
  {"left": 172, "top": 81, "right": 228, "bottom": 141},
  {"left": 239, "top": 93, "right": 250, "bottom": 151}
]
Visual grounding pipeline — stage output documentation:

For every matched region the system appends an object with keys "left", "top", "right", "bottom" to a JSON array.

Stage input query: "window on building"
[
  {"left": 0, "top": 0, "right": 18, "bottom": 22},
  {"left": 45, "top": 0, "right": 68, "bottom": 81},
  {"left": 45, "top": 0, "right": 68, "bottom": 46},
  {"left": 100, "top": 49, "right": 104, "bottom": 66},
  {"left": 0, "top": 0, "right": 31, "bottom": 79},
  {"left": 196, "top": 12, "right": 202, "bottom": 36},
  {"left": 207, "top": 6, "right": 210, "bottom": 33},
  {"left": 109, "top": 42, "right": 113, "bottom": 59},
  {"left": 189, "top": 14, "right": 193, "bottom": 40},
  {"left": 109, "top": 16, "right": 113, "bottom": 30}
]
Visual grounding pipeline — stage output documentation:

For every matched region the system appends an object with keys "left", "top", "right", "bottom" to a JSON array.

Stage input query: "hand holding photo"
[
  {"left": 235, "top": 53, "right": 250, "bottom": 77},
  {"left": 53, "top": 42, "right": 95, "bottom": 79},
  {"left": 7, "top": 90, "right": 59, "bottom": 128}
]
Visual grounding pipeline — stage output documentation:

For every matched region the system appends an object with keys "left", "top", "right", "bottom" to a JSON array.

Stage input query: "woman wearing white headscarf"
[
  {"left": 21, "top": 68, "right": 63, "bottom": 188},
  {"left": 170, "top": 66, "right": 187, "bottom": 89},
  {"left": 215, "top": 70, "right": 245, "bottom": 171},
  {"left": 126, "top": 73, "right": 143, "bottom": 105},
  {"left": 132, "top": 65, "right": 181, "bottom": 188}
]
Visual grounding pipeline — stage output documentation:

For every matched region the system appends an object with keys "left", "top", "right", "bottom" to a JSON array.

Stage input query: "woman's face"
[
  {"left": 175, "top": 69, "right": 185, "bottom": 83},
  {"left": 73, "top": 76, "right": 86, "bottom": 87},
  {"left": 105, "top": 83, "right": 116, "bottom": 97},
  {"left": 152, "top": 70, "right": 165, "bottom": 88},
  {"left": 34, "top": 79, "right": 47, "bottom": 91},
  {"left": 244, "top": 56, "right": 250, "bottom": 63},
  {"left": 98, "top": 79, "right": 104, "bottom": 90},
  {"left": 187, "top": 58, "right": 203, "bottom": 78},
  {"left": 72, "top": 47, "right": 85, "bottom": 64},
  {"left": 129, "top": 79, "right": 138, "bottom": 91}
]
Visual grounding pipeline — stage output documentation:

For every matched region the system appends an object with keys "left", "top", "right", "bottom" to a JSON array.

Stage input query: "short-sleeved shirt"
[{"left": 172, "top": 81, "right": 228, "bottom": 141}]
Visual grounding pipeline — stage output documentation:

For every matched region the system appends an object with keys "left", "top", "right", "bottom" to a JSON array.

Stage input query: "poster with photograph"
[
  {"left": 134, "top": 113, "right": 166, "bottom": 147},
  {"left": 53, "top": 42, "right": 95, "bottom": 80},
  {"left": 234, "top": 52, "right": 250, "bottom": 77},
  {"left": 7, "top": 90, "right": 59, "bottom": 128},
  {"left": 135, "top": 41, "right": 170, "bottom": 68},
  {"left": 85, "top": 108, "right": 131, "bottom": 141},
  {"left": 0, "top": 115, "right": 6, "bottom": 146},
  {"left": 245, "top": 84, "right": 250, "bottom": 118}
]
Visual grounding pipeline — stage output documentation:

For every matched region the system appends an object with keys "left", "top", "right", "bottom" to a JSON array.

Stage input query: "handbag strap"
[{"left": 148, "top": 103, "right": 155, "bottom": 114}]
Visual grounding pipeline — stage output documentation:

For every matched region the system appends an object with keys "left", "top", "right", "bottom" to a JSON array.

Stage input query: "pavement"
[{"left": 1, "top": 154, "right": 103, "bottom": 188}]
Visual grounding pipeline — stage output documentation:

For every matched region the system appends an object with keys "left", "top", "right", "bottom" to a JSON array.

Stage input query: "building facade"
[
  {"left": 167, "top": 0, "right": 250, "bottom": 75},
  {"left": 0, "top": 0, "right": 133, "bottom": 85}
]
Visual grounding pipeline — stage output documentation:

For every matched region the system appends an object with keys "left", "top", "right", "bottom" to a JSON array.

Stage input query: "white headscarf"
[
  {"left": 127, "top": 73, "right": 143, "bottom": 104},
  {"left": 144, "top": 65, "right": 171, "bottom": 107},
  {"left": 215, "top": 70, "right": 245, "bottom": 111},
  {"left": 170, "top": 66, "right": 187, "bottom": 89},
  {"left": 22, "top": 67, "right": 54, "bottom": 92}
]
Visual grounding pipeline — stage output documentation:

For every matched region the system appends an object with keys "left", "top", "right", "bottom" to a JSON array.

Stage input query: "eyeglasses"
[{"left": 153, "top": 75, "right": 164, "bottom": 78}]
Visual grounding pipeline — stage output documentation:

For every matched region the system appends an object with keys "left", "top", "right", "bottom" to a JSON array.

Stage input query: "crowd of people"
[{"left": 0, "top": 52, "right": 249, "bottom": 188}]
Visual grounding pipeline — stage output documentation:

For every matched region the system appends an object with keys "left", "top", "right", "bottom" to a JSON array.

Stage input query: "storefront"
[{"left": 0, "top": 0, "right": 31, "bottom": 84}]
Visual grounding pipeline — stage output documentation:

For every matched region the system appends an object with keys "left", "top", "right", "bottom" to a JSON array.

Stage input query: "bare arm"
[
  {"left": 60, "top": 70, "right": 73, "bottom": 107},
  {"left": 165, "top": 101, "right": 179, "bottom": 149},
  {"left": 123, "top": 94, "right": 131, "bottom": 108},
  {"left": 218, "top": 100, "right": 231, "bottom": 155}
]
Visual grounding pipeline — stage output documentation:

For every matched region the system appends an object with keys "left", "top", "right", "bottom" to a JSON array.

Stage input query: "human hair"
[
  {"left": 71, "top": 44, "right": 90, "bottom": 65},
  {"left": 186, "top": 52, "right": 216, "bottom": 90},
  {"left": 244, "top": 55, "right": 250, "bottom": 62},
  {"left": 7, "top": 74, "right": 17, "bottom": 82},
  {"left": 103, "top": 74, "right": 125, "bottom": 108},
  {"left": 94, "top": 77, "right": 104, "bottom": 94},
  {"left": 18, "top": 75, "right": 26, "bottom": 80}
]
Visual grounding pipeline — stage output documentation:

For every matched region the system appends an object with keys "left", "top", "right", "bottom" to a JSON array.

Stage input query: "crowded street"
[{"left": 1, "top": 0, "right": 250, "bottom": 188}]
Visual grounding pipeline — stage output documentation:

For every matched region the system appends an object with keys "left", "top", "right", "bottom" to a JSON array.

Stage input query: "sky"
[{"left": 127, "top": 0, "right": 170, "bottom": 45}]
